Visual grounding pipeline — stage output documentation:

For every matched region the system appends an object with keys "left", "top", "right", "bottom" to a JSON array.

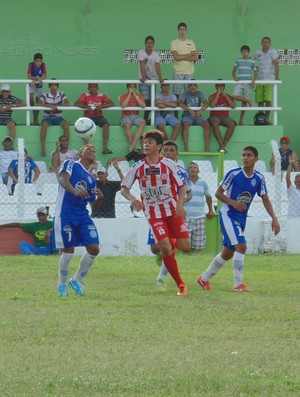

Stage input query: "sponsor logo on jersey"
[
  {"left": 237, "top": 191, "right": 252, "bottom": 204},
  {"left": 146, "top": 167, "right": 160, "bottom": 175},
  {"left": 144, "top": 186, "right": 164, "bottom": 197},
  {"left": 251, "top": 178, "right": 257, "bottom": 187},
  {"left": 63, "top": 225, "right": 72, "bottom": 232},
  {"left": 76, "top": 181, "right": 87, "bottom": 191}
]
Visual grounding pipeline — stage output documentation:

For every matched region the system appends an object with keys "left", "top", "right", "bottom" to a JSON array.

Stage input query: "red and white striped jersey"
[{"left": 122, "top": 156, "right": 185, "bottom": 219}]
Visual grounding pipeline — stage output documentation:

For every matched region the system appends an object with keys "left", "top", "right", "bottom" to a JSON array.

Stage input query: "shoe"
[
  {"left": 233, "top": 283, "right": 251, "bottom": 292},
  {"left": 197, "top": 276, "right": 211, "bottom": 291},
  {"left": 155, "top": 278, "right": 167, "bottom": 288},
  {"left": 58, "top": 284, "right": 68, "bottom": 297},
  {"left": 68, "top": 278, "right": 85, "bottom": 296},
  {"left": 177, "top": 284, "right": 188, "bottom": 296},
  {"left": 155, "top": 252, "right": 162, "bottom": 267}
]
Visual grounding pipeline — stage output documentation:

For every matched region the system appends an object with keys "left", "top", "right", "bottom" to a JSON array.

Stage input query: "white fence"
[{"left": 0, "top": 79, "right": 282, "bottom": 126}]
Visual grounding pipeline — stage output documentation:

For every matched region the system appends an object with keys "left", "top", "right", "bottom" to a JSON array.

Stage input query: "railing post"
[
  {"left": 25, "top": 83, "right": 31, "bottom": 126},
  {"left": 150, "top": 81, "right": 155, "bottom": 126},
  {"left": 273, "top": 83, "right": 278, "bottom": 126}
]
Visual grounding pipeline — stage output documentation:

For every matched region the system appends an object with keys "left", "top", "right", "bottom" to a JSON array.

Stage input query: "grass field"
[{"left": 1, "top": 253, "right": 299, "bottom": 397}]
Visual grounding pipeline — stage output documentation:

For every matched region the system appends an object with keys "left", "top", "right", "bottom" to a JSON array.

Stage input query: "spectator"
[
  {"left": 0, "top": 84, "right": 27, "bottom": 140},
  {"left": 208, "top": 82, "right": 236, "bottom": 152},
  {"left": 154, "top": 82, "right": 181, "bottom": 141},
  {"left": 8, "top": 148, "right": 41, "bottom": 194},
  {"left": 197, "top": 146, "right": 280, "bottom": 292},
  {"left": 138, "top": 35, "right": 164, "bottom": 125},
  {"left": 270, "top": 136, "right": 300, "bottom": 175},
  {"left": 286, "top": 157, "right": 300, "bottom": 217},
  {"left": 54, "top": 144, "right": 103, "bottom": 297},
  {"left": 74, "top": 83, "right": 114, "bottom": 154},
  {"left": 91, "top": 162, "right": 124, "bottom": 218},
  {"left": 170, "top": 22, "right": 197, "bottom": 101},
  {"left": 27, "top": 52, "right": 47, "bottom": 125},
  {"left": 0, "top": 136, "right": 17, "bottom": 184},
  {"left": 37, "top": 80, "right": 70, "bottom": 156},
  {"left": 253, "top": 37, "right": 279, "bottom": 124},
  {"left": 179, "top": 82, "right": 210, "bottom": 152},
  {"left": 50, "top": 135, "right": 78, "bottom": 173},
  {"left": 231, "top": 45, "right": 258, "bottom": 125},
  {"left": 107, "top": 136, "right": 146, "bottom": 166},
  {"left": 0, "top": 206, "right": 56, "bottom": 255},
  {"left": 119, "top": 83, "right": 146, "bottom": 151},
  {"left": 121, "top": 130, "right": 191, "bottom": 296},
  {"left": 184, "top": 162, "right": 215, "bottom": 254}
]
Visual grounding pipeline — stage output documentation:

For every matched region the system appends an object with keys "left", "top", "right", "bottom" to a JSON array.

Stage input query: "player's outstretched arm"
[{"left": 261, "top": 194, "right": 280, "bottom": 235}]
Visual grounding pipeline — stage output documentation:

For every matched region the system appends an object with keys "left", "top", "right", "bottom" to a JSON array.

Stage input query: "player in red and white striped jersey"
[{"left": 121, "top": 130, "right": 190, "bottom": 296}]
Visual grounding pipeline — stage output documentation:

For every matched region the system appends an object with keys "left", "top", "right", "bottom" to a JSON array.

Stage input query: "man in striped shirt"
[{"left": 121, "top": 130, "right": 190, "bottom": 296}]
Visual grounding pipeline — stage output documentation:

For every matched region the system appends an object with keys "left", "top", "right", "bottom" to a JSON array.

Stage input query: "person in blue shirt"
[
  {"left": 8, "top": 149, "right": 40, "bottom": 194},
  {"left": 197, "top": 146, "right": 280, "bottom": 292},
  {"left": 54, "top": 143, "right": 103, "bottom": 297}
]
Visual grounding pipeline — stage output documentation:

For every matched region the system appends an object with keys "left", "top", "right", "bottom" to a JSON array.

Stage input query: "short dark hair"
[
  {"left": 143, "top": 130, "right": 164, "bottom": 146},
  {"left": 126, "top": 83, "right": 137, "bottom": 88},
  {"left": 243, "top": 146, "right": 258, "bottom": 158},
  {"left": 163, "top": 140, "right": 178, "bottom": 151},
  {"left": 262, "top": 36, "right": 271, "bottom": 42},
  {"left": 240, "top": 45, "right": 250, "bottom": 52},
  {"left": 49, "top": 78, "right": 59, "bottom": 88},
  {"left": 177, "top": 22, "right": 187, "bottom": 30},
  {"left": 215, "top": 79, "right": 225, "bottom": 89},
  {"left": 145, "top": 35, "right": 155, "bottom": 44},
  {"left": 34, "top": 53, "right": 43, "bottom": 60}
]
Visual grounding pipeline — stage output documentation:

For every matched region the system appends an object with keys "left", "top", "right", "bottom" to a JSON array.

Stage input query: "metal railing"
[{"left": 0, "top": 79, "right": 282, "bottom": 126}]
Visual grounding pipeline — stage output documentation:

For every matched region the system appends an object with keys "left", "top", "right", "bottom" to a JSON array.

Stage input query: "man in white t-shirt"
[
  {"left": 170, "top": 22, "right": 197, "bottom": 100},
  {"left": 50, "top": 135, "right": 78, "bottom": 173},
  {"left": 0, "top": 136, "right": 17, "bottom": 184},
  {"left": 252, "top": 36, "right": 279, "bottom": 124},
  {"left": 286, "top": 157, "right": 300, "bottom": 217},
  {"left": 138, "top": 35, "right": 164, "bottom": 125}
]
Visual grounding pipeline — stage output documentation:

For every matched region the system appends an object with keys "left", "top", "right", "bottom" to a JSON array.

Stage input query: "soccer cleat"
[
  {"left": 68, "top": 278, "right": 85, "bottom": 296},
  {"left": 177, "top": 284, "right": 188, "bottom": 296},
  {"left": 155, "top": 252, "right": 163, "bottom": 267},
  {"left": 155, "top": 278, "right": 167, "bottom": 288},
  {"left": 58, "top": 284, "right": 68, "bottom": 297},
  {"left": 233, "top": 283, "right": 251, "bottom": 292},
  {"left": 197, "top": 276, "right": 211, "bottom": 291}
]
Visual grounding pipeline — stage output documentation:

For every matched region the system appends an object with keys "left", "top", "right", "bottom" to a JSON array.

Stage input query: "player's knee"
[{"left": 86, "top": 246, "right": 100, "bottom": 256}]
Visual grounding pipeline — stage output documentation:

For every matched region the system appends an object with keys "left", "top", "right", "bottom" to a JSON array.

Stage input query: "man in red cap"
[{"left": 270, "top": 136, "right": 299, "bottom": 174}]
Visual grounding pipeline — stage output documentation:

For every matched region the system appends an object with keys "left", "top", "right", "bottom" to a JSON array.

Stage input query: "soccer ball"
[{"left": 74, "top": 117, "right": 96, "bottom": 139}]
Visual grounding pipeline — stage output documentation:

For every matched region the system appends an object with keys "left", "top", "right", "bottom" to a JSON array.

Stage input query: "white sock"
[
  {"left": 201, "top": 253, "right": 226, "bottom": 281},
  {"left": 157, "top": 262, "right": 169, "bottom": 281},
  {"left": 233, "top": 252, "right": 245, "bottom": 287},
  {"left": 73, "top": 252, "right": 97, "bottom": 284},
  {"left": 58, "top": 253, "right": 73, "bottom": 285}
]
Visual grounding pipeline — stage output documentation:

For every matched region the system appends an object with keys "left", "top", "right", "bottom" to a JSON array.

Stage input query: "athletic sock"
[
  {"left": 233, "top": 252, "right": 245, "bottom": 287},
  {"left": 157, "top": 262, "right": 169, "bottom": 281},
  {"left": 201, "top": 253, "right": 226, "bottom": 281},
  {"left": 58, "top": 253, "right": 73, "bottom": 285},
  {"left": 162, "top": 253, "right": 184, "bottom": 287},
  {"left": 73, "top": 252, "right": 97, "bottom": 284}
]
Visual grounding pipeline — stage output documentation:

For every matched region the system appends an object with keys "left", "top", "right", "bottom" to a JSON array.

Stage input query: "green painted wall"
[{"left": 0, "top": 0, "right": 297, "bottom": 152}]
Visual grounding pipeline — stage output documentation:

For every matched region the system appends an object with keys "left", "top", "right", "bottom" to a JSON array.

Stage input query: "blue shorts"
[
  {"left": 89, "top": 116, "right": 109, "bottom": 127},
  {"left": 220, "top": 211, "right": 246, "bottom": 249},
  {"left": 139, "top": 83, "right": 151, "bottom": 100},
  {"left": 0, "top": 118, "right": 15, "bottom": 125},
  {"left": 147, "top": 227, "right": 156, "bottom": 245},
  {"left": 155, "top": 116, "right": 180, "bottom": 128},
  {"left": 172, "top": 73, "right": 194, "bottom": 96},
  {"left": 54, "top": 215, "right": 99, "bottom": 249},
  {"left": 182, "top": 115, "right": 207, "bottom": 125},
  {"left": 120, "top": 115, "right": 145, "bottom": 126},
  {"left": 42, "top": 116, "right": 66, "bottom": 126}
]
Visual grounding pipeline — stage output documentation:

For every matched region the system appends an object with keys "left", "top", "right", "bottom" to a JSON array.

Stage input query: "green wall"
[{"left": 0, "top": 1, "right": 298, "bottom": 151}]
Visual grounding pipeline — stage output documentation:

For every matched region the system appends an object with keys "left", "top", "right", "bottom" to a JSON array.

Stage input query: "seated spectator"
[
  {"left": 37, "top": 80, "right": 70, "bottom": 156},
  {"left": 0, "top": 136, "right": 17, "bottom": 184},
  {"left": 91, "top": 162, "right": 124, "bottom": 218},
  {"left": 0, "top": 84, "right": 27, "bottom": 140},
  {"left": 286, "top": 157, "right": 300, "bottom": 217},
  {"left": 74, "top": 83, "right": 114, "bottom": 154},
  {"left": 179, "top": 82, "right": 210, "bottom": 152},
  {"left": 0, "top": 207, "right": 57, "bottom": 255},
  {"left": 270, "top": 136, "right": 299, "bottom": 175},
  {"left": 208, "top": 81, "right": 236, "bottom": 152},
  {"left": 154, "top": 82, "right": 180, "bottom": 141},
  {"left": 8, "top": 148, "right": 40, "bottom": 194},
  {"left": 107, "top": 136, "right": 145, "bottom": 166},
  {"left": 119, "top": 83, "right": 146, "bottom": 151},
  {"left": 50, "top": 135, "right": 78, "bottom": 173}
]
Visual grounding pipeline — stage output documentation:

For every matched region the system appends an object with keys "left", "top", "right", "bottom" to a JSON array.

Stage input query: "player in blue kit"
[
  {"left": 197, "top": 146, "right": 280, "bottom": 292},
  {"left": 54, "top": 143, "right": 103, "bottom": 297}
]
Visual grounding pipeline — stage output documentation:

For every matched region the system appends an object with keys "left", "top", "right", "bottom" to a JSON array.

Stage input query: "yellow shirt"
[{"left": 170, "top": 38, "right": 196, "bottom": 74}]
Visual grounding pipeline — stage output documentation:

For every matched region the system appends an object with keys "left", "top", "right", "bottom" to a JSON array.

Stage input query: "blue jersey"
[
  {"left": 9, "top": 158, "right": 37, "bottom": 183},
  {"left": 178, "top": 164, "right": 192, "bottom": 193},
  {"left": 55, "top": 160, "right": 97, "bottom": 218},
  {"left": 220, "top": 167, "right": 267, "bottom": 225}
]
